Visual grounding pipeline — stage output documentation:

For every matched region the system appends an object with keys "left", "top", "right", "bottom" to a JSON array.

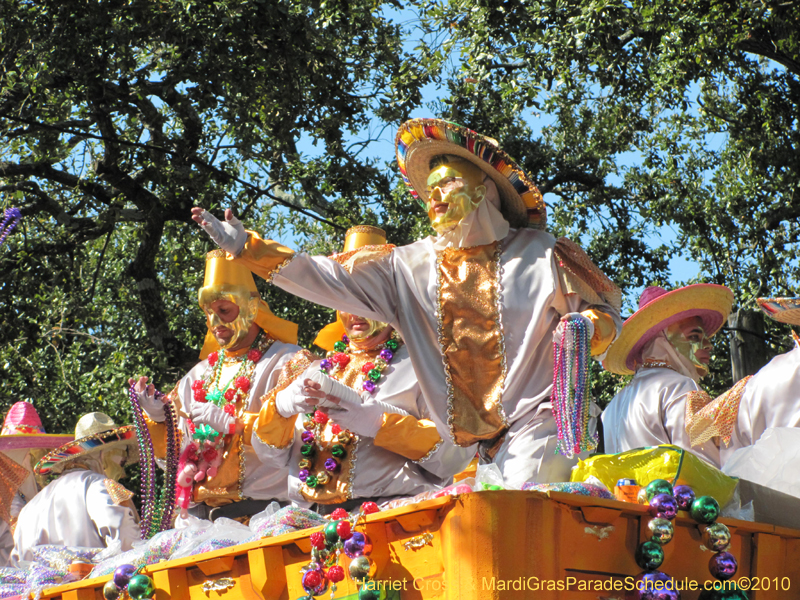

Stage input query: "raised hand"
[
  {"left": 190, "top": 207, "right": 247, "bottom": 256},
  {"left": 128, "top": 376, "right": 166, "bottom": 420}
]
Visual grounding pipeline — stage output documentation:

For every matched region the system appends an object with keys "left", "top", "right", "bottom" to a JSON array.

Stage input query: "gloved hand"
[
  {"left": 273, "top": 378, "right": 320, "bottom": 418},
  {"left": 128, "top": 376, "right": 166, "bottom": 421},
  {"left": 553, "top": 312, "right": 594, "bottom": 344},
  {"left": 190, "top": 207, "right": 247, "bottom": 256},
  {"left": 189, "top": 401, "right": 236, "bottom": 435},
  {"left": 324, "top": 392, "right": 410, "bottom": 439},
  {"left": 307, "top": 370, "right": 363, "bottom": 407}
]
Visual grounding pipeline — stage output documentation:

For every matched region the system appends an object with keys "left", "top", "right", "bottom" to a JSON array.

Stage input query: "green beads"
[
  {"left": 331, "top": 444, "right": 347, "bottom": 458},
  {"left": 634, "top": 541, "right": 664, "bottom": 571},
  {"left": 690, "top": 496, "right": 721, "bottom": 524},
  {"left": 334, "top": 341, "right": 347, "bottom": 352},
  {"left": 324, "top": 520, "right": 341, "bottom": 543},
  {"left": 385, "top": 339, "right": 398, "bottom": 351},
  {"left": 127, "top": 575, "right": 155, "bottom": 600},
  {"left": 367, "top": 369, "right": 381, "bottom": 382},
  {"left": 645, "top": 479, "right": 673, "bottom": 501}
]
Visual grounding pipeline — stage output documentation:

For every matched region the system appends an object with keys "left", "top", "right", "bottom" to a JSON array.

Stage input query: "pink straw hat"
[
  {"left": 0, "top": 402, "right": 73, "bottom": 451},
  {"left": 603, "top": 284, "right": 734, "bottom": 375}
]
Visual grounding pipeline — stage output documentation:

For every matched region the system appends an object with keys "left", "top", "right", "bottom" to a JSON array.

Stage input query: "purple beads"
[
  {"left": 649, "top": 494, "right": 678, "bottom": 520},
  {"left": 362, "top": 380, "right": 376, "bottom": 393},
  {"left": 672, "top": 484, "right": 695, "bottom": 511},
  {"left": 113, "top": 564, "right": 137, "bottom": 589},
  {"left": 320, "top": 359, "right": 332, "bottom": 371},
  {"left": 301, "top": 431, "right": 315, "bottom": 443},
  {"left": 324, "top": 458, "right": 339, "bottom": 472},
  {"left": 343, "top": 531, "right": 372, "bottom": 558},
  {"left": 709, "top": 551, "right": 738, "bottom": 580},
  {"left": 298, "top": 469, "right": 309, "bottom": 482},
  {"left": 379, "top": 348, "right": 393, "bottom": 361}
]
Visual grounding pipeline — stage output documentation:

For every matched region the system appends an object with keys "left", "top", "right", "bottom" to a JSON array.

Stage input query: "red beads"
[
  {"left": 330, "top": 508, "right": 348, "bottom": 520},
  {"left": 336, "top": 520, "right": 352, "bottom": 540},
  {"left": 247, "top": 349, "right": 263, "bottom": 362},
  {"left": 330, "top": 424, "right": 341, "bottom": 435},
  {"left": 309, "top": 531, "right": 326, "bottom": 550},
  {"left": 234, "top": 376, "right": 250, "bottom": 392},
  {"left": 224, "top": 389, "right": 236, "bottom": 402},
  {"left": 361, "top": 362, "right": 375, "bottom": 374},
  {"left": 313, "top": 410, "right": 329, "bottom": 425},
  {"left": 191, "top": 380, "right": 204, "bottom": 392},
  {"left": 332, "top": 352, "right": 350, "bottom": 367},
  {"left": 361, "top": 501, "right": 379, "bottom": 515},
  {"left": 193, "top": 389, "right": 207, "bottom": 402},
  {"left": 208, "top": 352, "right": 219, "bottom": 366},
  {"left": 223, "top": 403, "right": 235, "bottom": 416},
  {"left": 326, "top": 565, "right": 345, "bottom": 583},
  {"left": 303, "top": 570, "right": 322, "bottom": 588}
]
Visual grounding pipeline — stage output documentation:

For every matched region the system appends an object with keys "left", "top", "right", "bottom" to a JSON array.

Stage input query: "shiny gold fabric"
[
  {"left": 373, "top": 414, "right": 441, "bottom": 461},
  {"left": 103, "top": 478, "right": 134, "bottom": 505},
  {"left": 253, "top": 350, "right": 316, "bottom": 448},
  {"left": 438, "top": 242, "right": 507, "bottom": 446},
  {"left": 0, "top": 452, "right": 28, "bottom": 524},
  {"left": 234, "top": 231, "right": 297, "bottom": 283},
  {"left": 554, "top": 237, "right": 622, "bottom": 313},
  {"left": 685, "top": 376, "right": 752, "bottom": 447},
  {"left": 582, "top": 309, "right": 617, "bottom": 356}
]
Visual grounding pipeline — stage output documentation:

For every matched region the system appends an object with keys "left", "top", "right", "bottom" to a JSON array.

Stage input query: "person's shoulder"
[{"left": 503, "top": 227, "right": 557, "bottom": 254}]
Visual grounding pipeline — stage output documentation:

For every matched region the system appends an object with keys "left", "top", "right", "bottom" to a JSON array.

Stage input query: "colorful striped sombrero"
[
  {"left": 35, "top": 412, "right": 138, "bottom": 477},
  {"left": 756, "top": 297, "right": 800, "bottom": 327},
  {"left": 395, "top": 118, "right": 546, "bottom": 230}
]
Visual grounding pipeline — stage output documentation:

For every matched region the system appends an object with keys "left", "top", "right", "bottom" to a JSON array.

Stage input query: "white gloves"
[
  {"left": 189, "top": 402, "right": 235, "bottom": 434},
  {"left": 195, "top": 210, "right": 247, "bottom": 256},
  {"left": 129, "top": 377, "right": 165, "bottom": 421},
  {"left": 553, "top": 312, "right": 594, "bottom": 344},
  {"left": 273, "top": 379, "right": 319, "bottom": 418},
  {"left": 307, "top": 370, "right": 363, "bottom": 407},
  {"left": 326, "top": 391, "right": 410, "bottom": 439}
]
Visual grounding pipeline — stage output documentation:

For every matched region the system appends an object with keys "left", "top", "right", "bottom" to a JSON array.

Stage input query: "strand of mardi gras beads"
[{"left": 552, "top": 315, "right": 596, "bottom": 457}]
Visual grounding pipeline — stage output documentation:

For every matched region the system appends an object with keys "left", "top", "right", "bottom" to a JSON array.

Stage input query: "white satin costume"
[
  {"left": 144, "top": 337, "right": 301, "bottom": 506},
  {"left": 720, "top": 344, "right": 800, "bottom": 466},
  {"left": 602, "top": 335, "right": 720, "bottom": 466},
  {"left": 252, "top": 345, "right": 475, "bottom": 505},
  {"left": 232, "top": 221, "right": 621, "bottom": 488},
  {"left": 11, "top": 469, "right": 139, "bottom": 565}
]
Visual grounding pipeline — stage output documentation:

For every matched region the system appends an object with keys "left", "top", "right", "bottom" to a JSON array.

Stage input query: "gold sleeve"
[
  {"left": 143, "top": 414, "right": 167, "bottom": 460},
  {"left": 373, "top": 414, "right": 442, "bottom": 461},
  {"left": 240, "top": 412, "right": 259, "bottom": 446},
  {"left": 252, "top": 393, "right": 299, "bottom": 449},
  {"left": 231, "top": 231, "right": 296, "bottom": 283},
  {"left": 581, "top": 309, "right": 617, "bottom": 357}
]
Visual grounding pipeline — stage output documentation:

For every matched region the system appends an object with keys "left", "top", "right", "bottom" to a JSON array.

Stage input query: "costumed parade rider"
[
  {"left": 193, "top": 118, "right": 622, "bottom": 488},
  {"left": 251, "top": 226, "right": 475, "bottom": 513},
  {"left": 131, "top": 249, "right": 301, "bottom": 521},
  {"left": 11, "top": 413, "right": 139, "bottom": 564},
  {"left": 602, "top": 284, "right": 734, "bottom": 466},
  {"left": 0, "top": 402, "right": 73, "bottom": 566},
  {"left": 685, "top": 297, "right": 800, "bottom": 467}
]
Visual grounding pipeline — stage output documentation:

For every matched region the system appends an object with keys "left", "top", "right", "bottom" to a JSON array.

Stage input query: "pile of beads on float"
[{"left": 629, "top": 478, "right": 748, "bottom": 600}]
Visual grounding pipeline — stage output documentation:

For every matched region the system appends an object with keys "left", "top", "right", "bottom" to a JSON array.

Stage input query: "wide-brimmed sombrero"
[
  {"left": 604, "top": 284, "right": 734, "bottom": 375},
  {"left": 314, "top": 225, "right": 394, "bottom": 351},
  {"left": 35, "top": 412, "right": 138, "bottom": 477},
  {"left": 395, "top": 118, "right": 546, "bottom": 230},
  {"left": 756, "top": 297, "right": 800, "bottom": 327},
  {"left": 0, "top": 401, "right": 73, "bottom": 451}
]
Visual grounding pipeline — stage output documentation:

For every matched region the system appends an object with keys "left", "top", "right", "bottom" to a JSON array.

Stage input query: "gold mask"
[
  {"left": 202, "top": 291, "right": 259, "bottom": 350},
  {"left": 665, "top": 318, "right": 712, "bottom": 377},
  {"left": 102, "top": 448, "right": 128, "bottom": 481},
  {"left": 426, "top": 158, "right": 487, "bottom": 233}
]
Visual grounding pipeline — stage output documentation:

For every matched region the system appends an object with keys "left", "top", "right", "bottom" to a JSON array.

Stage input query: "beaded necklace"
[
  {"left": 189, "top": 332, "right": 274, "bottom": 441},
  {"left": 298, "top": 331, "right": 402, "bottom": 499}
]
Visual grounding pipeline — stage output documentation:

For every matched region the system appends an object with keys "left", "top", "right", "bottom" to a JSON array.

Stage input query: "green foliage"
[{"left": 0, "top": 0, "right": 434, "bottom": 431}]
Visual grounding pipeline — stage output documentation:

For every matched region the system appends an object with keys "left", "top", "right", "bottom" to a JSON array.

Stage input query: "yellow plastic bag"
[{"left": 571, "top": 445, "right": 738, "bottom": 507}]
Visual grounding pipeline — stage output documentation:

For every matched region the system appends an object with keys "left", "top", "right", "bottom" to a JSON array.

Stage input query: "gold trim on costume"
[
  {"left": 104, "top": 478, "right": 135, "bottom": 505},
  {"left": 685, "top": 376, "right": 752, "bottom": 447},
  {"left": 436, "top": 242, "right": 509, "bottom": 446}
]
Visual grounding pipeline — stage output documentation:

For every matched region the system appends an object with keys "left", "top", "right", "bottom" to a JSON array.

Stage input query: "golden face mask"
[
  {"left": 201, "top": 290, "right": 259, "bottom": 350},
  {"left": 102, "top": 448, "right": 128, "bottom": 482},
  {"left": 426, "top": 158, "right": 487, "bottom": 233},
  {"left": 666, "top": 319, "right": 712, "bottom": 376},
  {"left": 339, "top": 312, "right": 389, "bottom": 342}
]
